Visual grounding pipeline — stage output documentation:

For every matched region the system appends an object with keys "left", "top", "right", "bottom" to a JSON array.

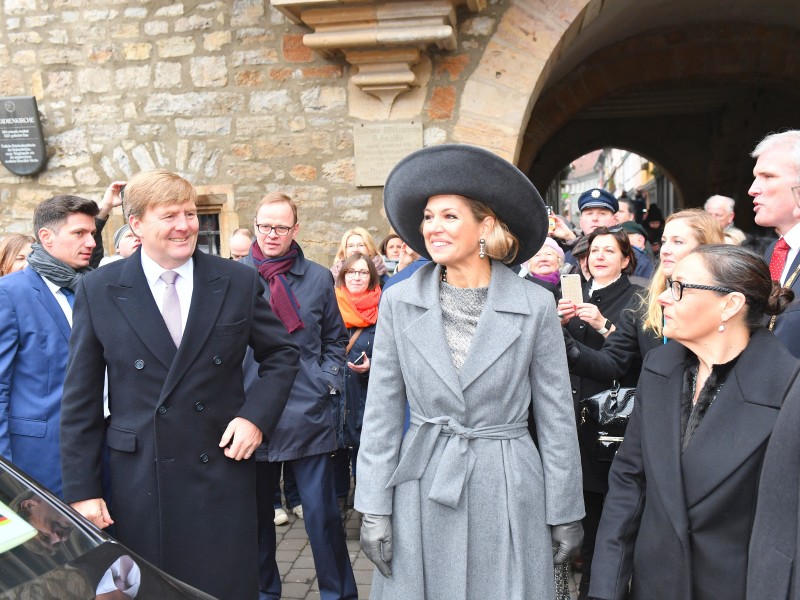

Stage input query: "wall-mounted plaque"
[
  {"left": 353, "top": 121, "right": 423, "bottom": 187},
  {"left": 0, "top": 97, "right": 47, "bottom": 176}
]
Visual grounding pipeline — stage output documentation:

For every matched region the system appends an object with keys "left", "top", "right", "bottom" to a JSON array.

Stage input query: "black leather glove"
[
  {"left": 551, "top": 520, "right": 583, "bottom": 565},
  {"left": 562, "top": 327, "right": 581, "bottom": 368},
  {"left": 360, "top": 513, "right": 393, "bottom": 577}
]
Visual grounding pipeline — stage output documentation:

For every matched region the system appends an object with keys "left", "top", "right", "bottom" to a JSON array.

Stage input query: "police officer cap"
[{"left": 578, "top": 188, "right": 618, "bottom": 213}]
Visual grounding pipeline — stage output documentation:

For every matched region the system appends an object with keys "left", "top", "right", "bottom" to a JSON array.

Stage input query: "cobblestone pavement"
[{"left": 272, "top": 507, "right": 582, "bottom": 599}]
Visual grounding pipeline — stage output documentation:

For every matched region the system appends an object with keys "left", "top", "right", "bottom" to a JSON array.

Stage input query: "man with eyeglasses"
[
  {"left": 749, "top": 130, "right": 800, "bottom": 357},
  {"left": 240, "top": 192, "right": 356, "bottom": 600}
]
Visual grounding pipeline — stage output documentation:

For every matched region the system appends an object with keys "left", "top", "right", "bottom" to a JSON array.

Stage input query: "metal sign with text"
[{"left": 0, "top": 96, "right": 47, "bottom": 176}]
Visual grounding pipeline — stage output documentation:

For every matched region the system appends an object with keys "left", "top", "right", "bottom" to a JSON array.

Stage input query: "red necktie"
[{"left": 769, "top": 237, "right": 791, "bottom": 282}]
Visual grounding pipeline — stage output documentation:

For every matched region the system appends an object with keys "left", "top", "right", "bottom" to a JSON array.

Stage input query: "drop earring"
[
  {"left": 718, "top": 318, "right": 726, "bottom": 333},
  {"left": 479, "top": 238, "right": 486, "bottom": 259}
]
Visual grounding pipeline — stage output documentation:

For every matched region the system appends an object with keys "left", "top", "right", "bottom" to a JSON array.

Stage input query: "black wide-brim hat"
[{"left": 383, "top": 144, "right": 547, "bottom": 267}]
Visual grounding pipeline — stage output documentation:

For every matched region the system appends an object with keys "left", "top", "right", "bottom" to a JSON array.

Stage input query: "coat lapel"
[
  {"left": 26, "top": 269, "right": 71, "bottom": 342},
  {"left": 401, "top": 263, "right": 465, "bottom": 402},
  {"left": 159, "top": 252, "right": 228, "bottom": 403},
  {"left": 680, "top": 329, "right": 789, "bottom": 507},
  {"left": 459, "top": 264, "right": 526, "bottom": 391},
  {"left": 641, "top": 341, "right": 691, "bottom": 546},
  {"left": 107, "top": 249, "right": 177, "bottom": 370}
]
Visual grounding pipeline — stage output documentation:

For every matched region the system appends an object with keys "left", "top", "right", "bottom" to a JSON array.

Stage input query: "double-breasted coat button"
[
  {"left": 200, "top": 453, "right": 209, "bottom": 463},
  {"left": 194, "top": 401, "right": 205, "bottom": 411},
  {"left": 134, "top": 359, "right": 145, "bottom": 369},
  {"left": 157, "top": 405, "right": 168, "bottom": 415},
  {"left": 213, "top": 355, "right": 222, "bottom": 365}
]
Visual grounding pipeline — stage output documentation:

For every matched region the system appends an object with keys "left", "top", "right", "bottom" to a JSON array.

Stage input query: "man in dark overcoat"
[
  {"left": 60, "top": 169, "right": 300, "bottom": 600},
  {"left": 240, "top": 192, "right": 357, "bottom": 600}
]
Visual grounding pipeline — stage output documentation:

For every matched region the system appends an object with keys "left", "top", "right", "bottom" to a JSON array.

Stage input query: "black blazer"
[
  {"left": 589, "top": 329, "right": 797, "bottom": 600},
  {"left": 765, "top": 242, "right": 800, "bottom": 358},
  {"left": 748, "top": 362, "right": 800, "bottom": 600},
  {"left": 60, "top": 249, "right": 299, "bottom": 600}
]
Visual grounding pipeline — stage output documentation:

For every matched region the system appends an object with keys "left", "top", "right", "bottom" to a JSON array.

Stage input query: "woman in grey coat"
[{"left": 354, "top": 144, "right": 585, "bottom": 600}]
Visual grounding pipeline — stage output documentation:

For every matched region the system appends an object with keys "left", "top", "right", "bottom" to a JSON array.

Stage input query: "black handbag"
[{"left": 579, "top": 381, "right": 636, "bottom": 462}]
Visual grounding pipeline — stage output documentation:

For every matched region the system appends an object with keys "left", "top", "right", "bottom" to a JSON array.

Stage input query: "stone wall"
[{"left": 0, "top": 0, "right": 507, "bottom": 264}]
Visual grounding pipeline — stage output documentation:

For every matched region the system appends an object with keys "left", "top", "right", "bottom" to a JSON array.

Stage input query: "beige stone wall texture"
[{"left": 0, "top": 0, "right": 510, "bottom": 264}]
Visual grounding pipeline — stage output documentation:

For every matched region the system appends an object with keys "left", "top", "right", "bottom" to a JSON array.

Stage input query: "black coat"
[
  {"left": 747, "top": 362, "right": 800, "bottom": 600},
  {"left": 565, "top": 275, "right": 642, "bottom": 493},
  {"left": 589, "top": 329, "right": 797, "bottom": 600},
  {"left": 765, "top": 242, "right": 800, "bottom": 358},
  {"left": 566, "top": 288, "right": 662, "bottom": 383},
  {"left": 60, "top": 249, "right": 300, "bottom": 600},
  {"left": 333, "top": 324, "right": 376, "bottom": 449}
]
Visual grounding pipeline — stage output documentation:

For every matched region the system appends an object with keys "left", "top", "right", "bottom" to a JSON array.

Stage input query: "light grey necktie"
[{"left": 160, "top": 270, "right": 182, "bottom": 347}]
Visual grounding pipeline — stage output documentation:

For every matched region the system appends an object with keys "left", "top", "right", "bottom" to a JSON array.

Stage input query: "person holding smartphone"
[{"left": 332, "top": 252, "right": 381, "bottom": 526}]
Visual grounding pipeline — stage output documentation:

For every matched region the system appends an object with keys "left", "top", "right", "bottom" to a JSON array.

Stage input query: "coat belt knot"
[{"left": 386, "top": 412, "right": 529, "bottom": 509}]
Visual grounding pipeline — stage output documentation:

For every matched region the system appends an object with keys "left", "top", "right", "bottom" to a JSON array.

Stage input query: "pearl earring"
[
  {"left": 479, "top": 238, "right": 486, "bottom": 259},
  {"left": 718, "top": 319, "right": 726, "bottom": 332}
]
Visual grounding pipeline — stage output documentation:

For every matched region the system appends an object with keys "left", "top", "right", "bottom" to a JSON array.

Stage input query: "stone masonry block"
[
  {"left": 115, "top": 65, "right": 151, "bottom": 90},
  {"left": 123, "top": 43, "right": 152, "bottom": 61},
  {"left": 427, "top": 86, "right": 456, "bottom": 120},
  {"left": 175, "top": 117, "right": 232, "bottom": 136},
  {"left": 204, "top": 30, "right": 231, "bottom": 51},
  {"left": 158, "top": 37, "right": 196, "bottom": 58},
  {"left": 190, "top": 56, "right": 227, "bottom": 87},
  {"left": 155, "top": 62, "right": 183, "bottom": 88},
  {"left": 78, "top": 67, "right": 112, "bottom": 94},
  {"left": 282, "top": 34, "right": 313, "bottom": 63}
]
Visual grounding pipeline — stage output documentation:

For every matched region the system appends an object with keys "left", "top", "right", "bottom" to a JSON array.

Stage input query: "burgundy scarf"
[{"left": 251, "top": 241, "right": 304, "bottom": 333}]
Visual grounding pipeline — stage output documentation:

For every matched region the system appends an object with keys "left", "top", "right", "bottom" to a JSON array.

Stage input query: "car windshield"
[{"left": 0, "top": 467, "right": 97, "bottom": 593}]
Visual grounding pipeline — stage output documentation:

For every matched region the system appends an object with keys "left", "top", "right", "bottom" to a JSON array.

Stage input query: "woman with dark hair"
[
  {"left": 355, "top": 144, "right": 583, "bottom": 599},
  {"left": 557, "top": 226, "right": 642, "bottom": 596},
  {"left": 331, "top": 252, "right": 381, "bottom": 525},
  {"left": 589, "top": 245, "right": 796, "bottom": 600},
  {"left": 0, "top": 233, "right": 35, "bottom": 277},
  {"left": 379, "top": 233, "right": 403, "bottom": 274}
]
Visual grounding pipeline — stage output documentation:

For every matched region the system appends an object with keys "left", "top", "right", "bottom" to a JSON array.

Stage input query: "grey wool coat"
[{"left": 355, "top": 261, "right": 584, "bottom": 600}]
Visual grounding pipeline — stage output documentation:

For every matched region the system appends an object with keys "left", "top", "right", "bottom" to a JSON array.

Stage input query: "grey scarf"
[{"left": 26, "top": 243, "right": 92, "bottom": 291}]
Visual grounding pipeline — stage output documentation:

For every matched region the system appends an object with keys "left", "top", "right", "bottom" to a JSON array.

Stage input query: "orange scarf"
[{"left": 336, "top": 286, "right": 381, "bottom": 328}]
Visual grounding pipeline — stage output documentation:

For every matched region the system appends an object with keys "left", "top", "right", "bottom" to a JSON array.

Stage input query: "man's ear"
[
  {"left": 129, "top": 214, "right": 142, "bottom": 238},
  {"left": 38, "top": 228, "right": 53, "bottom": 249}
]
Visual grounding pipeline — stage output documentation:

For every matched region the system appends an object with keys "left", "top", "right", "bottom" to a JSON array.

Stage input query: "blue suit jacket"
[
  {"left": 766, "top": 241, "right": 800, "bottom": 358},
  {"left": 0, "top": 267, "right": 71, "bottom": 496}
]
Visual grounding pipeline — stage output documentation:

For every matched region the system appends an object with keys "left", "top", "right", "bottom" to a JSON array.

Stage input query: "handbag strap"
[{"left": 346, "top": 328, "right": 363, "bottom": 354}]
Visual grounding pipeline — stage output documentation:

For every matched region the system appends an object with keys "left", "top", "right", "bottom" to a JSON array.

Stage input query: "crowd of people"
[{"left": 0, "top": 129, "right": 800, "bottom": 600}]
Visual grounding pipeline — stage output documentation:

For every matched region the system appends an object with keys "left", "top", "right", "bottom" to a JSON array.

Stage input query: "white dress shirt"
[
  {"left": 140, "top": 250, "right": 194, "bottom": 336},
  {"left": 41, "top": 276, "right": 73, "bottom": 327}
]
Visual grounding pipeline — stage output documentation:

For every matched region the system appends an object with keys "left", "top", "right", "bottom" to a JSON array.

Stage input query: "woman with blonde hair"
[
  {"left": 0, "top": 233, "right": 35, "bottom": 277},
  {"left": 331, "top": 227, "right": 389, "bottom": 284},
  {"left": 563, "top": 209, "right": 725, "bottom": 387}
]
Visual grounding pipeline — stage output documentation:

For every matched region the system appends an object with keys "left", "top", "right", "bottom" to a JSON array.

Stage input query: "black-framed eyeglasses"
[
  {"left": 344, "top": 269, "right": 370, "bottom": 279},
  {"left": 255, "top": 224, "right": 293, "bottom": 236},
  {"left": 666, "top": 278, "right": 736, "bottom": 301}
]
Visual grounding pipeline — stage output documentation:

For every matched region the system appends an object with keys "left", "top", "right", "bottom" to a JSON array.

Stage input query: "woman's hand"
[
  {"left": 556, "top": 299, "right": 576, "bottom": 325},
  {"left": 574, "top": 303, "right": 606, "bottom": 331},
  {"left": 347, "top": 353, "right": 370, "bottom": 374}
]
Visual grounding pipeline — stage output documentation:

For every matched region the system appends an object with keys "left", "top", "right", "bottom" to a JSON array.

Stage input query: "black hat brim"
[{"left": 383, "top": 144, "right": 547, "bottom": 267}]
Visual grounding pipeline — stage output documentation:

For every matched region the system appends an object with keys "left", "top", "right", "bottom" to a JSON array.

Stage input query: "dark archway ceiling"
[{"left": 522, "top": 1, "right": 800, "bottom": 227}]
